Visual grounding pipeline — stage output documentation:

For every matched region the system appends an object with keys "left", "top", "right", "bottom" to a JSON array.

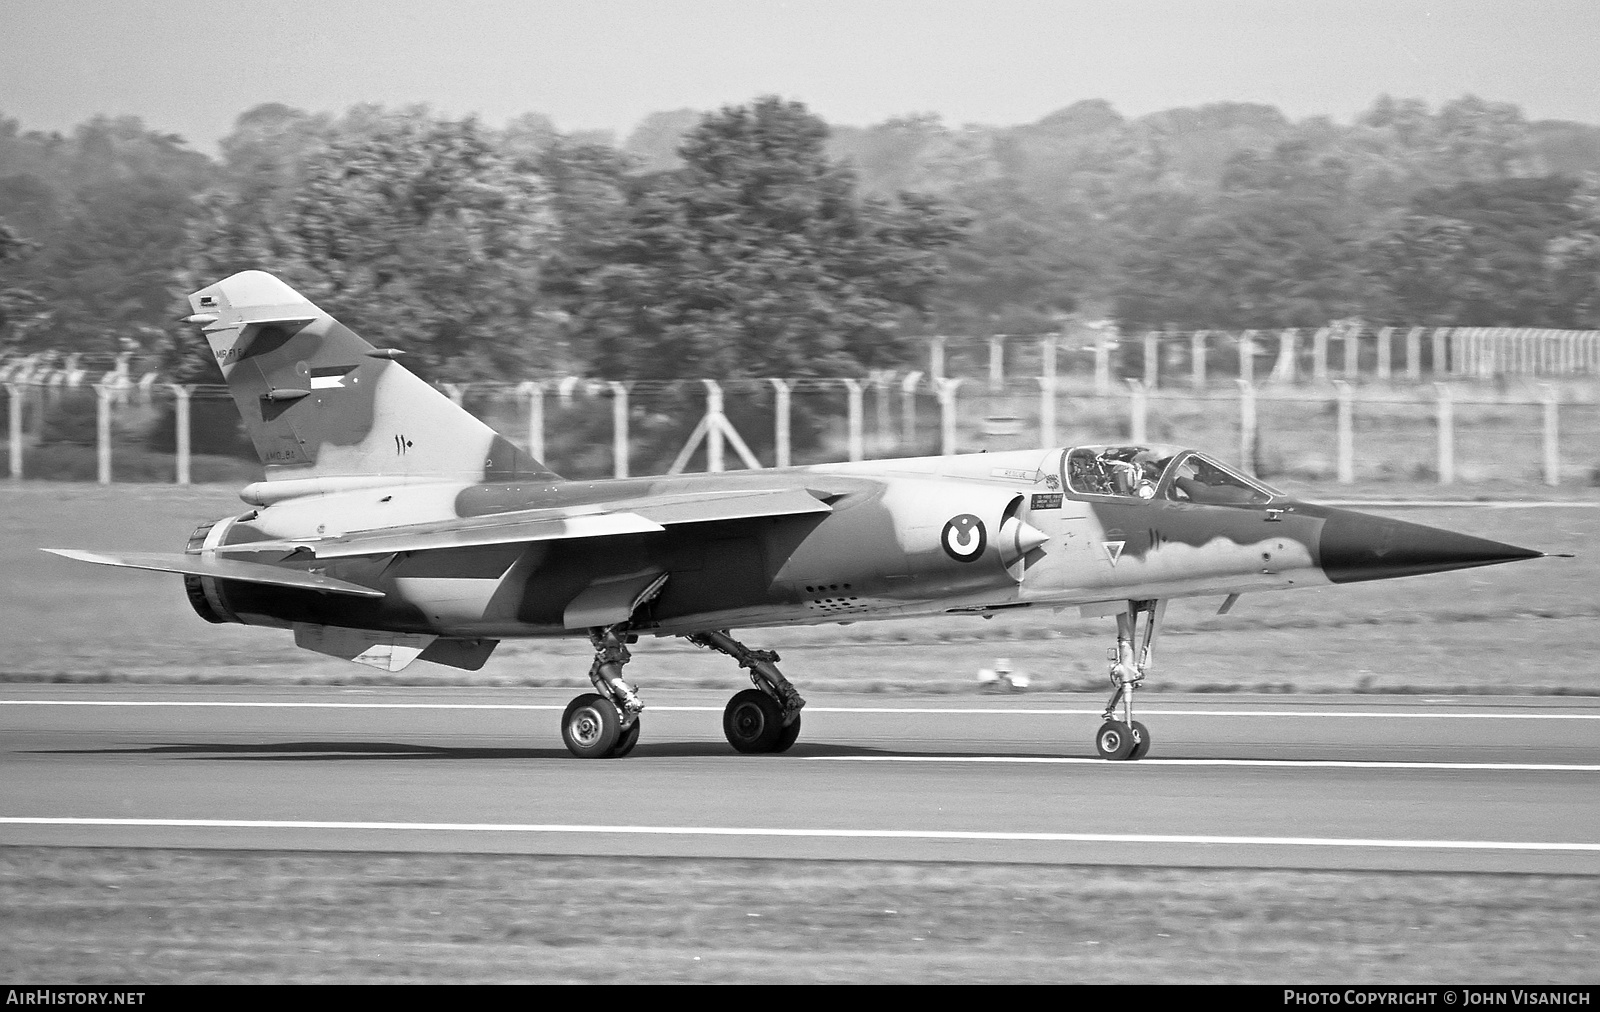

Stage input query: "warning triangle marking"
[{"left": 1102, "top": 541, "right": 1125, "bottom": 565}]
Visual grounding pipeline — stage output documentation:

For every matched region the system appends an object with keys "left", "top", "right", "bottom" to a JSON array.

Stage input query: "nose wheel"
[
  {"left": 1096, "top": 719, "right": 1152, "bottom": 760},
  {"left": 1097, "top": 600, "right": 1164, "bottom": 761}
]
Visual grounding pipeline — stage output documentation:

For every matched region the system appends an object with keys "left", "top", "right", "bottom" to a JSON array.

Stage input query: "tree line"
[{"left": 5, "top": 94, "right": 1600, "bottom": 383}]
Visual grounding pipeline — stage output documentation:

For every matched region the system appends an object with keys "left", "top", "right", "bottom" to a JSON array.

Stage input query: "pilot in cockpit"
[
  {"left": 1170, "top": 455, "right": 1265, "bottom": 504},
  {"left": 1068, "top": 446, "right": 1167, "bottom": 499}
]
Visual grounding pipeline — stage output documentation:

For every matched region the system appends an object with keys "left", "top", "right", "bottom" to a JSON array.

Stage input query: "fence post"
[
  {"left": 1236, "top": 380, "right": 1257, "bottom": 476},
  {"left": 96, "top": 382, "right": 113, "bottom": 485},
  {"left": 1429, "top": 328, "right": 1448, "bottom": 376},
  {"left": 1435, "top": 384, "right": 1454, "bottom": 485},
  {"left": 769, "top": 379, "right": 792, "bottom": 468},
  {"left": 169, "top": 384, "right": 192, "bottom": 486},
  {"left": 1342, "top": 326, "right": 1360, "bottom": 380},
  {"left": 1091, "top": 328, "right": 1110, "bottom": 395},
  {"left": 1143, "top": 332, "right": 1159, "bottom": 389},
  {"left": 938, "top": 378, "right": 963, "bottom": 456},
  {"left": 6, "top": 383, "right": 21, "bottom": 479},
  {"left": 929, "top": 336, "right": 946, "bottom": 381},
  {"left": 1040, "top": 333, "right": 1057, "bottom": 397},
  {"left": 1376, "top": 327, "right": 1393, "bottom": 382},
  {"left": 1312, "top": 327, "right": 1330, "bottom": 385},
  {"left": 1542, "top": 384, "right": 1560, "bottom": 487},
  {"left": 988, "top": 334, "right": 1005, "bottom": 393},
  {"left": 1237, "top": 330, "right": 1256, "bottom": 387},
  {"left": 843, "top": 378, "right": 865, "bottom": 462},
  {"left": 703, "top": 379, "right": 724, "bottom": 472},
  {"left": 609, "top": 381, "right": 629, "bottom": 479},
  {"left": 1405, "top": 328, "right": 1423, "bottom": 381},
  {"left": 898, "top": 372, "right": 921, "bottom": 450},
  {"left": 1334, "top": 380, "right": 1354, "bottom": 484},
  {"left": 1190, "top": 331, "right": 1208, "bottom": 389},
  {"left": 871, "top": 371, "right": 892, "bottom": 452},
  {"left": 1040, "top": 334, "right": 1058, "bottom": 445},
  {"left": 518, "top": 381, "right": 545, "bottom": 462},
  {"left": 1271, "top": 329, "right": 1297, "bottom": 384},
  {"left": 1125, "top": 379, "right": 1147, "bottom": 444}
]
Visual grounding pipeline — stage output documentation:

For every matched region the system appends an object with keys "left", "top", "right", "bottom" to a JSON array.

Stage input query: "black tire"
[
  {"left": 562, "top": 693, "right": 621, "bottom": 758},
  {"left": 608, "top": 718, "right": 641, "bottom": 758},
  {"left": 1128, "top": 721, "right": 1151, "bottom": 761},
  {"left": 771, "top": 713, "right": 803, "bottom": 754},
  {"left": 723, "top": 689, "right": 784, "bottom": 754},
  {"left": 1095, "top": 720, "right": 1135, "bottom": 761}
]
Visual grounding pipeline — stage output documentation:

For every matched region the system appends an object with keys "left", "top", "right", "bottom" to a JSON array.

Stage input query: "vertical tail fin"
[{"left": 187, "top": 271, "right": 557, "bottom": 483}]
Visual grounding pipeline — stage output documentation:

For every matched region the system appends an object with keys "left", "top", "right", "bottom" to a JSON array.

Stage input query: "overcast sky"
[{"left": 6, "top": 0, "right": 1600, "bottom": 151}]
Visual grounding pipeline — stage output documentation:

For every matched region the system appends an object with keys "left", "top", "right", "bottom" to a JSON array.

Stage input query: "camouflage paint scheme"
[{"left": 49, "top": 271, "right": 1544, "bottom": 678}]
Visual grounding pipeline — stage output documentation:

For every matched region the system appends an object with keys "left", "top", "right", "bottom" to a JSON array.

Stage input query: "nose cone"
[{"left": 1317, "top": 507, "right": 1544, "bottom": 584}]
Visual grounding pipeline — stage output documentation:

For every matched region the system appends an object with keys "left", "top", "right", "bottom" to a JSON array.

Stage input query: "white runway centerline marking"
[
  {"left": 1319, "top": 500, "right": 1600, "bottom": 509},
  {"left": 807, "top": 757, "right": 1600, "bottom": 771},
  {"left": 1, "top": 817, "right": 1596, "bottom": 853},
  {"left": 4, "top": 700, "right": 1599, "bottom": 719}
]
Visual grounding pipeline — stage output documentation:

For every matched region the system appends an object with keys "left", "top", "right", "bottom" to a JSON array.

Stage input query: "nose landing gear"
[{"left": 1097, "top": 599, "right": 1164, "bottom": 761}]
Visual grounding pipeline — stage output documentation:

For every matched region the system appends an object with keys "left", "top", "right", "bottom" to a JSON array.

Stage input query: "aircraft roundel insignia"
[{"left": 941, "top": 514, "right": 987, "bottom": 562}]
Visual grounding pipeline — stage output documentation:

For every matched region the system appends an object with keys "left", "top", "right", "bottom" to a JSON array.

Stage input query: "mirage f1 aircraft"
[{"left": 47, "top": 271, "right": 1556, "bottom": 760}]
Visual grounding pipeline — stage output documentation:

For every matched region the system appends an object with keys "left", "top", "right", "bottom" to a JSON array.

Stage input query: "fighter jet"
[{"left": 45, "top": 271, "right": 1557, "bottom": 760}]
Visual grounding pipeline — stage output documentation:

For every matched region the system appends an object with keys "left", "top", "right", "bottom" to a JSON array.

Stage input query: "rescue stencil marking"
[
  {"left": 990, "top": 467, "right": 1040, "bottom": 482},
  {"left": 941, "top": 514, "right": 986, "bottom": 562}
]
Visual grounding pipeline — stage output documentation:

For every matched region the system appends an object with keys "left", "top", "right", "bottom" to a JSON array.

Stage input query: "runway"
[{"left": 3, "top": 684, "right": 1598, "bottom": 873}]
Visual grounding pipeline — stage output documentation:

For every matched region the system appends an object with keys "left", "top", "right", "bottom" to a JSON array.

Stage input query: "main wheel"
[
  {"left": 1128, "top": 720, "right": 1151, "bottom": 760},
  {"left": 609, "top": 718, "right": 642, "bottom": 758},
  {"left": 562, "top": 693, "right": 621, "bottom": 758},
  {"left": 1095, "top": 720, "right": 1136, "bottom": 761},
  {"left": 723, "top": 689, "right": 784, "bottom": 754},
  {"left": 771, "top": 713, "right": 803, "bottom": 754}
]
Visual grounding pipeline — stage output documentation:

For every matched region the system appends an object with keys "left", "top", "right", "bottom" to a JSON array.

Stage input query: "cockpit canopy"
[{"left": 1062, "top": 444, "right": 1282, "bottom": 505}]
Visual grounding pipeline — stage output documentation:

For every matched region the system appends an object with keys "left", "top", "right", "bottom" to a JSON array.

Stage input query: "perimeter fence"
[
  {"left": 4, "top": 373, "right": 1599, "bottom": 489},
  {"left": 930, "top": 323, "right": 1600, "bottom": 390}
]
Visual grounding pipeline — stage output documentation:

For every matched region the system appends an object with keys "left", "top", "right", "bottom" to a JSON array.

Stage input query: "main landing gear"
[
  {"left": 1097, "top": 599, "right": 1166, "bottom": 761},
  {"left": 687, "top": 630, "right": 806, "bottom": 754},
  {"left": 560, "top": 625, "right": 644, "bottom": 759},
  {"left": 557, "top": 626, "right": 805, "bottom": 759}
]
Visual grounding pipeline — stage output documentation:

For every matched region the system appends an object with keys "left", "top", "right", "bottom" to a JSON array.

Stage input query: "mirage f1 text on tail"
[{"left": 46, "top": 271, "right": 1558, "bottom": 760}]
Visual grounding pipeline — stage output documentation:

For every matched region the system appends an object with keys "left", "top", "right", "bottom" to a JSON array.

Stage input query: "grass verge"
[{"left": 1, "top": 848, "right": 1596, "bottom": 983}]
